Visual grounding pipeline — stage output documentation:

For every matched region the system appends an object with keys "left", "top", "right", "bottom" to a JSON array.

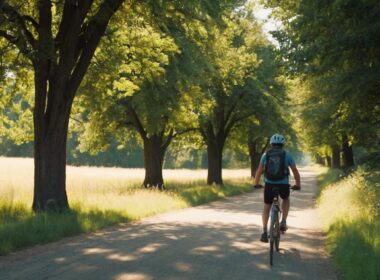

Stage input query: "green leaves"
[
  {"left": 0, "top": 61, "right": 33, "bottom": 144},
  {"left": 267, "top": 0, "right": 380, "bottom": 159}
]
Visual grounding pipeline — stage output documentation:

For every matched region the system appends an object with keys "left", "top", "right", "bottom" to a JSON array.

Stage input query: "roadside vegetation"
[
  {"left": 0, "top": 158, "right": 251, "bottom": 255},
  {"left": 264, "top": 1, "right": 380, "bottom": 278},
  {"left": 317, "top": 166, "right": 380, "bottom": 280}
]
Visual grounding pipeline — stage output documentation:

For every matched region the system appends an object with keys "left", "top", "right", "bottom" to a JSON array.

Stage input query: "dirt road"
[{"left": 0, "top": 167, "right": 337, "bottom": 280}]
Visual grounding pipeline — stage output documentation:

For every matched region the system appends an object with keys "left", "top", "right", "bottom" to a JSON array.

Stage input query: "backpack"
[{"left": 264, "top": 148, "right": 288, "bottom": 180}]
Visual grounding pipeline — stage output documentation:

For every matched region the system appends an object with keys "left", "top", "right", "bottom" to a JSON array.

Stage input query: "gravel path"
[{"left": 0, "top": 167, "right": 337, "bottom": 280}]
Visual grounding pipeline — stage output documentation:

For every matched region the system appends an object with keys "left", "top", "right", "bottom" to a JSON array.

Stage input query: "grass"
[
  {"left": 317, "top": 166, "right": 380, "bottom": 280},
  {"left": 0, "top": 157, "right": 252, "bottom": 255},
  {"left": 315, "top": 165, "right": 344, "bottom": 197}
]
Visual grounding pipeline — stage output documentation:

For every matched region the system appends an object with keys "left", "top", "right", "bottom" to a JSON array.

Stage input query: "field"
[{"left": 0, "top": 157, "right": 252, "bottom": 255}]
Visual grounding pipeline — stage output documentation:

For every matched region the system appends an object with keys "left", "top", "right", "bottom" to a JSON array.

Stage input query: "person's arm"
[
  {"left": 290, "top": 164, "right": 301, "bottom": 188},
  {"left": 254, "top": 164, "right": 264, "bottom": 186}
]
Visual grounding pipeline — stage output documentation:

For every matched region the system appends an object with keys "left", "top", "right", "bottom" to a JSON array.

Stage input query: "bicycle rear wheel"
[{"left": 275, "top": 221, "right": 280, "bottom": 252}]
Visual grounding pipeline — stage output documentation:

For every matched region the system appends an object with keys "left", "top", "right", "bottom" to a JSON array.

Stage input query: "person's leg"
[
  {"left": 261, "top": 184, "right": 273, "bottom": 242},
  {"left": 281, "top": 197, "right": 289, "bottom": 221},
  {"left": 280, "top": 185, "right": 290, "bottom": 231},
  {"left": 262, "top": 203, "right": 271, "bottom": 232},
  {"left": 260, "top": 203, "right": 271, "bottom": 242}
]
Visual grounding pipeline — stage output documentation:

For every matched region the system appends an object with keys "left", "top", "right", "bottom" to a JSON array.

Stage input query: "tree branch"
[
  {"left": 52, "top": 0, "right": 93, "bottom": 83},
  {"left": 225, "top": 90, "right": 246, "bottom": 123},
  {"left": 0, "top": 1, "right": 37, "bottom": 49},
  {"left": 225, "top": 111, "right": 255, "bottom": 137},
  {"left": 67, "top": 0, "right": 124, "bottom": 98},
  {"left": 0, "top": 30, "right": 17, "bottom": 43},
  {"left": 162, "top": 128, "right": 174, "bottom": 150},
  {"left": 199, "top": 126, "right": 207, "bottom": 140},
  {"left": 260, "top": 139, "right": 269, "bottom": 154},
  {"left": 22, "top": 15, "right": 39, "bottom": 30},
  {"left": 126, "top": 106, "right": 147, "bottom": 140},
  {"left": 172, "top": 127, "right": 199, "bottom": 138},
  {"left": 70, "top": 116, "right": 84, "bottom": 124}
]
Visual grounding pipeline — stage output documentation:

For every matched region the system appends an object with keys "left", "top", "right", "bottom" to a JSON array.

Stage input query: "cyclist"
[{"left": 254, "top": 134, "right": 301, "bottom": 243}]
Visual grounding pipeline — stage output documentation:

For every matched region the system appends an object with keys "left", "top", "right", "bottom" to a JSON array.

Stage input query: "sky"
[{"left": 253, "top": 4, "right": 282, "bottom": 44}]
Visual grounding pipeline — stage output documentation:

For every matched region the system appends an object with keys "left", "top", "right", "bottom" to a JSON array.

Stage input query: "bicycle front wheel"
[
  {"left": 269, "top": 209, "right": 277, "bottom": 266},
  {"left": 270, "top": 240, "right": 274, "bottom": 266}
]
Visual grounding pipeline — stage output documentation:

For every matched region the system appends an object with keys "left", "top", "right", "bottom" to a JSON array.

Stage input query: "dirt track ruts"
[{"left": 0, "top": 167, "right": 337, "bottom": 280}]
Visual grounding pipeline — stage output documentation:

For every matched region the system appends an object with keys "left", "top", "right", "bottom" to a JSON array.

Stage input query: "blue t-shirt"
[{"left": 260, "top": 148, "right": 296, "bottom": 185}]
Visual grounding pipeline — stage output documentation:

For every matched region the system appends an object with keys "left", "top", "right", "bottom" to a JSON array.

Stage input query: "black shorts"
[{"left": 264, "top": 183, "right": 290, "bottom": 204}]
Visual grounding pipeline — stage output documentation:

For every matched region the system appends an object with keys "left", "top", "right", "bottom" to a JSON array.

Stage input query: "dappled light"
[
  {"left": 0, "top": 157, "right": 253, "bottom": 256},
  {"left": 0, "top": 168, "right": 337, "bottom": 279}
]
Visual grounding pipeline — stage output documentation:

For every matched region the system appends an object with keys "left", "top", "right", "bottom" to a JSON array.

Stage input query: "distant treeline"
[
  {"left": 0, "top": 136, "right": 306, "bottom": 169},
  {"left": 0, "top": 137, "right": 250, "bottom": 169}
]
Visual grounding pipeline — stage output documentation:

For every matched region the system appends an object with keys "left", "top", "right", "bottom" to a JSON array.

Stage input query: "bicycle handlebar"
[{"left": 290, "top": 185, "right": 301, "bottom": 191}]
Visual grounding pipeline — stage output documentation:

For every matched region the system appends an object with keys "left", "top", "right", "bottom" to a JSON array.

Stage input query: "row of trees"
[
  {"left": 0, "top": 1, "right": 294, "bottom": 211},
  {"left": 265, "top": 0, "right": 380, "bottom": 169}
]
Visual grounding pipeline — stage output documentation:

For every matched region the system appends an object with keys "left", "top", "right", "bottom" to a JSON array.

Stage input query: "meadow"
[{"left": 0, "top": 157, "right": 252, "bottom": 255}]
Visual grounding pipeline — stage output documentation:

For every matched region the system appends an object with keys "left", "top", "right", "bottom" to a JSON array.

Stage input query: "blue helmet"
[{"left": 270, "top": 134, "right": 285, "bottom": 145}]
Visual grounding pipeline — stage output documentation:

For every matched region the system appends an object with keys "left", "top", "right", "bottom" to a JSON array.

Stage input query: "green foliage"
[
  {"left": 75, "top": 3, "right": 212, "bottom": 155},
  {"left": 191, "top": 10, "right": 283, "bottom": 158},
  {"left": 73, "top": 3, "right": 283, "bottom": 181},
  {"left": 0, "top": 59, "right": 34, "bottom": 144},
  {"left": 266, "top": 0, "right": 380, "bottom": 162},
  {"left": 225, "top": 44, "right": 299, "bottom": 160},
  {"left": 318, "top": 166, "right": 380, "bottom": 279}
]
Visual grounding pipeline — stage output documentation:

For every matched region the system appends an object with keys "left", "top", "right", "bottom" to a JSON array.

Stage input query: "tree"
[
  {"left": 194, "top": 13, "right": 272, "bottom": 185},
  {"left": 76, "top": 13, "right": 179, "bottom": 189},
  {"left": 245, "top": 46, "right": 292, "bottom": 177},
  {"left": 0, "top": 0, "right": 125, "bottom": 211},
  {"left": 226, "top": 45, "right": 294, "bottom": 178}
]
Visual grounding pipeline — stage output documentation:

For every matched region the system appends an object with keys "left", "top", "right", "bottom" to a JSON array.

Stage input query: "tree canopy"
[{"left": 265, "top": 0, "right": 380, "bottom": 167}]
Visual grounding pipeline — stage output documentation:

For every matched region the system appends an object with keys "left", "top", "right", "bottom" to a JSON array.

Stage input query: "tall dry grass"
[
  {"left": 318, "top": 167, "right": 380, "bottom": 280},
  {"left": 0, "top": 157, "right": 251, "bottom": 255}
]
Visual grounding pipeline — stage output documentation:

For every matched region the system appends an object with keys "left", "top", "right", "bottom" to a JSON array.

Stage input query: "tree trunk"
[
  {"left": 32, "top": 98, "right": 71, "bottom": 212},
  {"left": 332, "top": 145, "right": 340, "bottom": 169},
  {"left": 248, "top": 140, "right": 261, "bottom": 178},
  {"left": 143, "top": 135, "right": 166, "bottom": 190},
  {"left": 325, "top": 156, "right": 332, "bottom": 168},
  {"left": 207, "top": 138, "right": 224, "bottom": 185},
  {"left": 248, "top": 138, "right": 268, "bottom": 178},
  {"left": 31, "top": 49, "right": 74, "bottom": 211},
  {"left": 342, "top": 137, "right": 354, "bottom": 168}
]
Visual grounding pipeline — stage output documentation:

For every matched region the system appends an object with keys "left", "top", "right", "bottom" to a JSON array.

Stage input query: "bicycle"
[
  {"left": 269, "top": 187, "right": 281, "bottom": 266},
  {"left": 268, "top": 185, "right": 300, "bottom": 266}
]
